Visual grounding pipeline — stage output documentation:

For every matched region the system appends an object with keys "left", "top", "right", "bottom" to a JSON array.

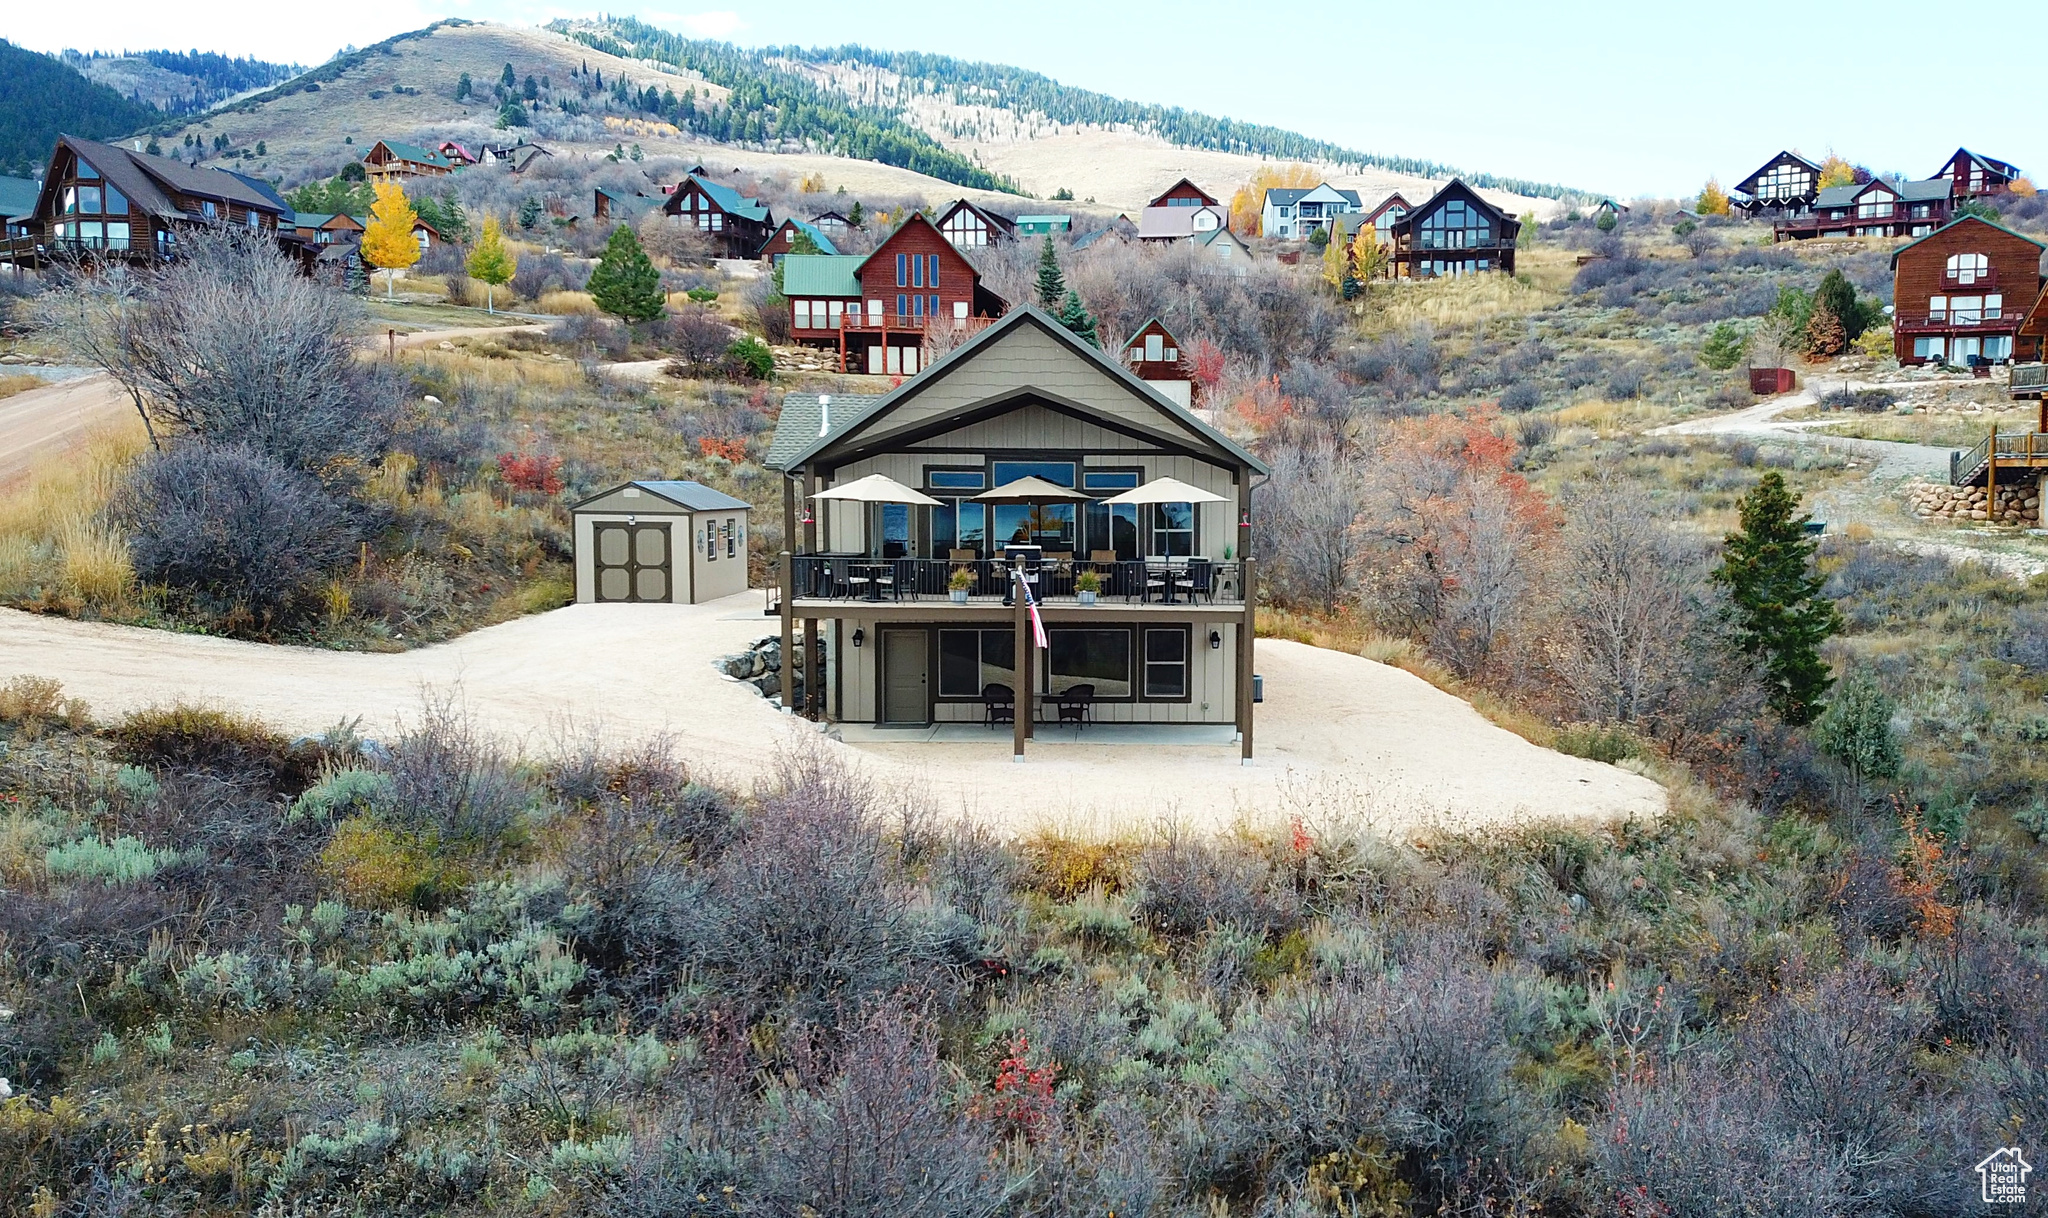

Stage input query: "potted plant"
[
  {"left": 949, "top": 565, "right": 974, "bottom": 603},
  {"left": 1074, "top": 569, "right": 1101, "bottom": 606}
]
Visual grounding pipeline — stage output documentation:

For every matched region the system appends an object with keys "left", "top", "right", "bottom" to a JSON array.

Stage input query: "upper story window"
[
  {"left": 1419, "top": 199, "right": 1493, "bottom": 249},
  {"left": 202, "top": 200, "right": 218, "bottom": 220},
  {"left": 1193, "top": 210, "right": 1219, "bottom": 231},
  {"left": 1947, "top": 252, "right": 1988, "bottom": 284},
  {"left": 1755, "top": 163, "right": 1812, "bottom": 198}
]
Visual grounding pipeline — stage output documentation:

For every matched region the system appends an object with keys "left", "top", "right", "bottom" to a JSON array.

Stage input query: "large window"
[
  {"left": 1149, "top": 502, "right": 1195, "bottom": 556},
  {"left": 928, "top": 468, "right": 986, "bottom": 557},
  {"left": 877, "top": 503, "right": 910, "bottom": 558},
  {"left": 1418, "top": 200, "right": 1493, "bottom": 250},
  {"left": 1143, "top": 628, "right": 1189, "bottom": 699},
  {"left": 993, "top": 461, "right": 1075, "bottom": 487},
  {"left": 1047, "top": 629, "right": 1132, "bottom": 697},
  {"left": 1856, "top": 193, "right": 1894, "bottom": 218},
  {"left": 1947, "top": 252, "right": 1988, "bottom": 284},
  {"left": 1083, "top": 470, "right": 1141, "bottom": 560},
  {"left": 991, "top": 461, "right": 1078, "bottom": 550},
  {"left": 938, "top": 629, "right": 1016, "bottom": 697},
  {"left": 1754, "top": 163, "right": 1812, "bottom": 200}
]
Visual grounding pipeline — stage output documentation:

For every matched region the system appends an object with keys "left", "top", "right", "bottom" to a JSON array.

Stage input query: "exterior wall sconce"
[
  {"left": 1209, "top": 630, "right": 1222, "bottom": 650},
  {"left": 852, "top": 628, "right": 865, "bottom": 647},
  {"left": 626, "top": 515, "right": 637, "bottom": 525}
]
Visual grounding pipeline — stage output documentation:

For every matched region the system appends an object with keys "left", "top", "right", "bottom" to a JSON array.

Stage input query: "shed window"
[{"left": 726, "top": 518, "right": 738, "bottom": 557}]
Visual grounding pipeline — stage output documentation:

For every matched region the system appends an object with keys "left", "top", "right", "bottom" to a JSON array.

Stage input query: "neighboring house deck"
[
  {"left": 1773, "top": 176, "right": 1953, "bottom": 241},
  {"left": 764, "top": 305, "right": 1268, "bottom": 761},
  {"left": 780, "top": 214, "right": 1008, "bottom": 374}
]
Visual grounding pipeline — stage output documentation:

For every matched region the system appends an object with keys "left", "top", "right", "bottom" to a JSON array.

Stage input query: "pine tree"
[
  {"left": 587, "top": 225, "right": 665, "bottom": 323},
  {"left": 457, "top": 72, "right": 472, "bottom": 100},
  {"left": 501, "top": 62, "right": 516, "bottom": 89},
  {"left": 1700, "top": 321, "right": 1744, "bottom": 371},
  {"left": 466, "top": 217, "right": 516, "bottom": 314},
  {"left": 1055, "top": 288, "right": 1098, "bottom": 346},
  {"left": 1713, "top": 471, "right": 1841, "bottom": 724},
  {"left": 846, "top": 200, "right": 864, "bottom": 228},
  {"left": 1815, "top": 269, "right": 1865, "bottom": 342},
  {"left": 1034, "top": 235, "right": 1065, "bottom": 309},
  {"left": 1805, "top": 299, "right": 1846, "bottom": 357},
  {"left": 1815, "top": 666, "right": 1900, "bottom": 803},
  {"left": 517, "top": 196, "right": 543, "bottom": 231},
  {"left": 360, "top": 182, "right": 421, "bottom": 300}
]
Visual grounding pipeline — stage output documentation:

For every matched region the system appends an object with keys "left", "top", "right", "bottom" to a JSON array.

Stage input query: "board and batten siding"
[{"left": 838, "top": 621, "right": 1240, "bottom": 725}]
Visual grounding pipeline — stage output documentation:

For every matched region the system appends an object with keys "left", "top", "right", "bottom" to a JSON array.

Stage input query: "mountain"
[
  {"left": 555, "top": 17, "right": 1578, "bottom": 202},
  {"left": 0, "top": 40, "right": 159, "bottom": 175},
  {"left": 65, "top": 49, "right": 300, "bottom": 115}
]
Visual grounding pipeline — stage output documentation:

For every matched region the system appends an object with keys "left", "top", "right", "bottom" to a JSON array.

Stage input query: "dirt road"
[
  {"left": 0, "top": 595, "right": 1664, "bottom": 835},
  {"left": 0, "top": 374, "right": 138, "bottom": 485}
]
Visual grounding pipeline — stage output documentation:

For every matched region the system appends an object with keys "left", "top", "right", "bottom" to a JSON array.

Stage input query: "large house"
[
  {"left": 1384, "top": 180, "right": 1520, "bottom": 279},
  {"left": 1934, "top": 148, "right": 2023, "bottom": 200},
  {"left": 765, "top": 304, "right": 1267, "bottom": 762},
  {"left": 1138, "top": 179, "right": 1229, "bottom": 243},
  {"left": 1261, "top": 183, "right": 1361, "bottom": 240},
  {"left": 362, "top": 139, "right": 455, "bottom": 183},
  {"left": 663, "top": 169, "right": 774, "bottom": 259},
  {"left": 780, "top": 213, "right": 1008, "bottom": 374},
  {"left": 1732, "top": 151, "right": 1823, "bottom": 216},
  {"left": 1359, "top": 193, "right": 1410, "bottom": 238},
  {"left": 1, "top": 134, "right": 291, "bottom": 268},
  {"left": 1774, "top": 176, "right": 1954, "bottom": 242},
  {"left": 936, "top": 199, "right": 1015, "bottom": 248},
  {"left": 1889, "top": 215, "right": 2044, "bottom": 367}
]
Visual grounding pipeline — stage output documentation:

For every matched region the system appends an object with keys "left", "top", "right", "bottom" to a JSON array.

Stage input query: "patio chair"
[
  {"left": 825, "top": 558, "right": 859, "bottom": 600},
  {"left": 1144, "top": 563, "right": 1170, "bottom": 604},
  {"left": 873, "top": 560, "right": 902, "bottom": 601},
  {"left": 1055, "top": 683, "right": 1095, "bottom": 730},
  {"left": 1179, "top": 558, "right": 1214, "bottom": 604},
  {"left": 982, "top": 683, "right": 1015, "bottom": 728}
]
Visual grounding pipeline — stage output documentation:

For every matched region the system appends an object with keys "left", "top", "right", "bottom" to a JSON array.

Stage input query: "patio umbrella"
[
  {"left": 809, "top": 473, "right": 942, "bottom": 506},
  {"left": 973, "top": 475, "right": 1089, "bottom": 503},
  {"left": 1098, "top": 476, "right": 1228, "bottom": 505}
]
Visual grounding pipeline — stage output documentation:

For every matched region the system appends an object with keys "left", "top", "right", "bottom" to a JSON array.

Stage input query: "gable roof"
[
  {"left": 1194, "top": 226, "right": 1249, "bottom": 251},
  {"left": 1264, "top": 185, "right": 1361, "bottom": 208},
  {"left": 679, "top": 172, "right": 769, "bottom": 222},
  {"left": 935, "top": 199, "right": 1016, "bottom": 232},
  {"left": 1070, "top": 227, "right": 1127, "bottom": 251},
  {"left": 1148, "top": 178, "right": 1218, "bottom": 207},
  {"left": 767, "top": 394, "right": 888, "bottom": 469},
  {"left": 1736, "top": 150, "right": 1823, "bottom": 193},
  {"left": 369, "top": 140, "right": 452, "bottom": 168},
  {"left": 1889, "top": 213, "right": 2047, "bottom": 268},
  {"left": 40, "top": 135, "right": 286, "bottom": 224},
  {"left": 1813, "top": 182, "right": 1864, "bottom": 208},
  {"left": 1943, "top": 147, "right": 2022, "bottom": 179},
  {"left": 780, "top": 253, "right": 865, "bottom": 296},
  {"left": 1390, "top": 178, "right": 1513, "bottom": 234},
  {"left": 572, "top": 479, "right": 751, "bottom": 513},
  {"left": 1362, "top": 193, "right": 1411, "bottom": 222},
  {"left": 1138, "top": 204, "right": 1227, "bottom": 240},
  {"left": 1896, "top": 177, "right": 1952, "bottom": 202},
  {"left": 771, "top": 305, "right": 1265, "bottom": 475},
  {"left": 771, "top": 216, "right": 839, "bottom": 255},
  {"left": 1120, "top": 316, "right": 1182, "bottom": 353}
]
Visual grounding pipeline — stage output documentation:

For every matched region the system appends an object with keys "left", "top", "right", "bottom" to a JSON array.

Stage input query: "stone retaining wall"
[{"left": 1906, "top": 477, "right": 2041, "bottom": 525}]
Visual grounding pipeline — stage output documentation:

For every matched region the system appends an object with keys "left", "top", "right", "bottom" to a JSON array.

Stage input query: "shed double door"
[
  {"left": 881, "top": 628, "right": 930, "bottom": 725},
  {"left": 593, "top": 522, "right": 673, "bottom": 602}
]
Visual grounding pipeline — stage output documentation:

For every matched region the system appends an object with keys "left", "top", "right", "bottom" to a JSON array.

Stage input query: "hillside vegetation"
[
  {"left": 66, "top": 50, "right": 300, "bottom": 115},
  {"left": 0, "top": 40, "right": 158, "bottom": 175}
]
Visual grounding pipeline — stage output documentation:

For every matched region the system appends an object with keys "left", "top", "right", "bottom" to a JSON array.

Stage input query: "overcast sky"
[{"left": 11, "top": 1, "right": 2038, "bottom": 198}]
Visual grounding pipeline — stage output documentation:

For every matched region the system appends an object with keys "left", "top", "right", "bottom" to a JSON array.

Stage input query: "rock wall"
[
  {"left": 718, "top": 635, "right": 803, "bottom": 707},
  {"left": 1906, "top": 477, "right": 2041, "bottom": 525}
]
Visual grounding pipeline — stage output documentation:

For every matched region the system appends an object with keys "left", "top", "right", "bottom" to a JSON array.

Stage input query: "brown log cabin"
[
  {"left": 1120, "top": 317, "right": 1199, "bottom": 408},
  {"left": 1890, "top": 215, "right": 2044, "bottom": 369},
  {"left": 661, "top": 169, "right": 773, "bottom": 259},
  {"left": 1934, "top": 149, "right": 2023, "bottom": 200},
  {"left": 1384, "top": 179, "right": 1519, "bottom": 279},
  {"left": 0, "top": 134, "right": 292, "bottom": 269},
  {"left": 780, "top": 213, "right": 1007, "bottom": 374},
  {"left": 1773, "top": 176, "right": 1953, "bottom": 241},
  {"left": 935, "top": 199, "right": 1015, "bottom": 249},
  {"left": 362, "top": 140, "right": 455, "bottom": 183},
  {"left": 1732, "top": 151, "right": 1823, "bottom": 216}
]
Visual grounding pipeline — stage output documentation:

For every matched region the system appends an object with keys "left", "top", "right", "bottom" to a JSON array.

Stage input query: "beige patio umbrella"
[
  {"left": 1098, "top": 476, "right": 1228, "bottom": 505},
  {"left": 973, "top": 475, "right": 1090, "bottom": 503},
  {"left": 809, "top": 473, "right": 943, "bottom": 506}
]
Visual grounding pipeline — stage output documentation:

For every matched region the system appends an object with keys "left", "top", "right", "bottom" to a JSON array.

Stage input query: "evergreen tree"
[
  {"left": 1815, "top": 666, "right": 1900, "bottom": 803},
  {"left": 501, "top": 62, "right": 516, "bottom": 88},
  {"left": 1814, "top": 269, "right": 1867, "bottom": 342},
  {"left": 517, "top": 196, "right": 543, "bottom": 231},
  {"left": 1713, "top": 472, "right": 1841, "bottom": 724},
  {"left": 1805, "top": 299, "right": 1846, "bottom": 357},
  {"left": 1035, "top": 236, "right": 1065, "bottom": 309},
  {"left": 466, "top": 216, "right": 516, "bottom": 314},
  {"left": 457, "top": 72, "right": 472, "bottom": 100},
  {"left": 1700, "top": 321, "right": 1745, "bottom": 371},
  {"left": 1055, "top": 289, "right": 1098, "bottom": 346},
  {"left": 846, "top": 200, "right": 864, "bottom": 228},
  {"left": 587, "top": 225, "right": 665, "bottom": 323},
  {"left": 145, "top": 137, "right": 161, "bottom": 156}
]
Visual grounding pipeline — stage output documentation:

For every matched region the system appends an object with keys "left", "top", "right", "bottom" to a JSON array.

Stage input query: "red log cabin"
[
  {"left": 1889, "top": 215, "right": 2045, "bottom": 367},
  {"left": 780, "top": 213, "right": 1007, "bottom": 374},
  {"left": 1933, "top": 148, "right": 2023, "bottom": 200}
]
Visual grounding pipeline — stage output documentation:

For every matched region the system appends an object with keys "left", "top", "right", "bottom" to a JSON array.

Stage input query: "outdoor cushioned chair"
[{"left": 982, "top": 683, "right": 1015, "bottom": 728}]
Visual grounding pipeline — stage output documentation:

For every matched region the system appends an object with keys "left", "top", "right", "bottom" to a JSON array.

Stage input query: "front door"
[
  {"left": 881, "top": 628, "right": 929, "bottom": 725},
  {"left": 593, "top": 523, "right": 671, "bottom": 602}
]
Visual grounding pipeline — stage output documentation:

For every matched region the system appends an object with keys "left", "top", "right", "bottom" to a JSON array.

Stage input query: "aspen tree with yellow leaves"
[{"left": 361, "top": 182, "right": 421, "bottom": 300}]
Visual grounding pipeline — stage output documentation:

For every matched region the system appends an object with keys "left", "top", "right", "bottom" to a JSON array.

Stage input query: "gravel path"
[
  {"left": 0, "top": 373, "right": 137, "bottom": 486},
  {"left": 0, "top": 596, "right": 1665, "bottom": 834}
]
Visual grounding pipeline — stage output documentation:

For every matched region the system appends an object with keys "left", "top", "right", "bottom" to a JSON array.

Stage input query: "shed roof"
[
  {"left": 779, "top": 253, "right": 864, "bottom": 297},
  {"left": 572, "top": 480, "right": 751, "bottom": 512}
]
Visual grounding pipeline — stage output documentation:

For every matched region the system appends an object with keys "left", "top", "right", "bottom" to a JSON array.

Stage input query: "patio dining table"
[{"left": 849, "top": 561, "right": 893, "bottom": 601}]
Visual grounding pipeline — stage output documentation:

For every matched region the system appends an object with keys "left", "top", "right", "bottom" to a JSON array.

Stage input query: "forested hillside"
[
  {"left": 0, "top": 40, "right": 157, "bottom": 175},
  {"left": 66, "top": 49, "right": 300, "bottom": 114},
  {"left": 554, "top": 17, "right": 1020, "bottom": 194}
]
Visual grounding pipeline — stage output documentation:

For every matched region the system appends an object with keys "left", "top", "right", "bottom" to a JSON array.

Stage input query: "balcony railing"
[
  {"left": 1893, "top": 311, "right": 2015, "bottom": 334},
  {"left": 791, "top": 312, "right": 994, "bottom": 337},
  {"left": 1942, "top": 270, "right": 2000, "bottom": 291},
  {"left": 774, "top": 556, "right": 1246, "bottom": 610}
]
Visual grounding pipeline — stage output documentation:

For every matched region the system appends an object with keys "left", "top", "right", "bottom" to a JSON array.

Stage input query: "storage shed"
[{"left": 572, "top": 481, "right": 752, "bottom": 604}]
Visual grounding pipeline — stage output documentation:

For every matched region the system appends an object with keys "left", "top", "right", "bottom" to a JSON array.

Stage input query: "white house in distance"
[{"left": 1260, "top": 183, "right": 1361, "bottom": 240}]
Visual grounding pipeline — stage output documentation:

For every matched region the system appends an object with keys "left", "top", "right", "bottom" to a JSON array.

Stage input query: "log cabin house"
[
  {"left": 289, "top": 211, "right": 366, "bottom": 246},
  {"left": 662, "top": 169, "right": 773, "bottom": 259},
  {"left": 1, "top": 135, "right": 292, "bottom": 269},
  {"left": 362, "top": 139, "right": 455, "bottom": 182},
  {"left": 780, "top": 213, "right": 1008, "bottom": 374},
  {"left": 810, "top": 210, "right": 853, "bottom": 240},
  {"left": 1773, "top": 176, "right": 1953, "bottom": 241},
  {"left": 1890, "top": 215, "right": 2044, "bottom": 368},
  {"left": 1934, "top": 149, "right": 2023, "bottom": 200},
  {"left": 758, "top": 216, "right": 839, "bottom": 262},
  {"left": 1384, "top": 179, "right": 1519, "bottom": 279},
  {"left": 763, "top": 304, "right": 1267, "bottom": 761},
  {"left": 1732, "top": 151, "right": 1822, "bottom": 216},
  {"left": 936, "top": 199, "right": 1015, "bottom": 248}
]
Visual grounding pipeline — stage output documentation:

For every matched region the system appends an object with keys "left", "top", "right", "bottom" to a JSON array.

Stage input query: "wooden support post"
[
  {"left": 778, "top": 550, "right": 795, "bottom": 713},
  {"left": 1013, "top": 566, "right": 1029, "bottom": 762},
  {"left": 1989, "top": 422, "right": 1999, "bottom": 508},
  {"left": 1239, "top": 556, "right": 1256, "bottom": 766},
  {"left": 801, "top": 468, "right": 819, "bottom": 719}
]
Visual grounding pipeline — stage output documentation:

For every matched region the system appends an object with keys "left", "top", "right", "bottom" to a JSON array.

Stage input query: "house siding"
[{"left": 1892, "top": 220, "right": 2045, "bottom": 365}]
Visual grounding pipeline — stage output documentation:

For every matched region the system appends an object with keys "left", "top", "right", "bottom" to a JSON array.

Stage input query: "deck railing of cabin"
[
  {"left": 2012, "top": 364, "right": 2048, "bottom": 395},
  {"left": 1893, "top": 310, "right": 2017, "bottom": 334},
  {"left": 1953, "top": 431, "right": 2048, "bottom": 485},
  {"left": 776, "top": 556, "right": 1247, "bottom": 607}
]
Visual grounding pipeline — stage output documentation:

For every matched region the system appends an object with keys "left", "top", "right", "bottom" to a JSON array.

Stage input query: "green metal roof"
[
  {"left": 1016, "top": 214, "right": 1071, "bottom": 225},
  {"left": 779, "top": 254, "right": 864, "bottom": 297},
  {"left": 374, "top": 140, "right": 452, "bottom": 168},
  {"left": 688, "top": 173, "right": 769, "bottom": 223},
  {"left": 786, "top": 218, "right": 839, "bottom": 255},
  {"left": 1889, "top": 213, "right": 2046, "bottom": 268}
]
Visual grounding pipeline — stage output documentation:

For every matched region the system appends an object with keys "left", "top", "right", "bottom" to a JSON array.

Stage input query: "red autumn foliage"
[
  {"left": 496, "top": 452, "right": 563, "bottom": 495},
  {"left": 967, "top": 1034, "right": 1059, "bottom": 1141},
  {"left": 1189, "top": 337, "right": 1227, "bottom": 390},
  {"left": 1231, "top": 374, "right": 1294, "bottom": 431},
  {"left": 698, "top": 436, "right": 749, "bottom": 462}
]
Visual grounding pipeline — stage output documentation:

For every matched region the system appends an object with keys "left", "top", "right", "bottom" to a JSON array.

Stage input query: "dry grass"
[
  {"left": 1553, "top": 397, "right": 1680, "bottom": 436},
  {"left": 0, "top": 373, "right": 42, "bottom": 403},
  {"left": 1361, "top": 268, "right": 1560, "bottom": 334},
  {"left": 537, "top": 290, "right": 598, "bottom": 315},
  {"left": 1814, "top": 406, "right": 2037, "bottom": 449},
  {"left": 0, "top": 426, "right": 145, "bottom": 609}
]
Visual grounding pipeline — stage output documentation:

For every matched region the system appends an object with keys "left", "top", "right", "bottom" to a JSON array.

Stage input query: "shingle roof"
[
  {"left": 767, "top": 394, "right": 888, "bottom": 470},
  {"left": 687, "top": 173, "right": 769, "bottom": 222},
  {"left": 1264, "top": 186, "right": 1361, "bottom": 208},
  {"left": 54, "top": 135, "right": 286, "bottom": 223},
  {"left": 1813, "top": 184, "right": 1862, "bottom": 208},
  {"left": 779, "top": 253, "right": 864, "bottom": 297},
  {"left": 1896, "top": 177, "right": 1952, "bottom": 202}
]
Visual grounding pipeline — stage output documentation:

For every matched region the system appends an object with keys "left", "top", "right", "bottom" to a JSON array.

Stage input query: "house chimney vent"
[{"left": 817, "top": 394, "right": 831, "bottom": 437}]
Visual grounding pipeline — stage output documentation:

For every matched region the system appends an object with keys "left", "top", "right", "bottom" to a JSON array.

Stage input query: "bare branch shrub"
[{"left": 1256, "top": 434, "right": 1370, "bottom": 611}]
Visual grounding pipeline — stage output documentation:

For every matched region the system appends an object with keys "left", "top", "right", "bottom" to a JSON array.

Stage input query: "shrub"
[
  {"left": 725, "top": 335, "right": 774, "bottom": 380},
  {"left": 118, "top": 444, "right": 360, "bottom": 619},
  {"left": 0, "top": 675, "right": 64, "bottom": 724},
  {"left": 110, "top": 703, "right": 302, "bottom": 783},
  {"left": 45, "top": 836, "right": 191, "bottom": 884},
  {"left": 320, "top": 814, "right": 472, "bottom": 909},
  {"left": 497, "top": 451, "right": 565, "bottom": 494},
  {"left": 1553, "top": 723, "right": 1646, "bottom": 764},
  {"left": 291, "top": 767, "right": 395, "bottom": 822},
  {"left": 383, "top": 702, "right": 535, "bottom": 850},
  {"left": 661, "top": 306, "right": 733, "bottom": 372},
  {"left": 1131, "top": 827, "right": 1299, "bottom": 937},
  {"left": 1498, "top": 382, "right": 1540, "bottom": 413}
]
